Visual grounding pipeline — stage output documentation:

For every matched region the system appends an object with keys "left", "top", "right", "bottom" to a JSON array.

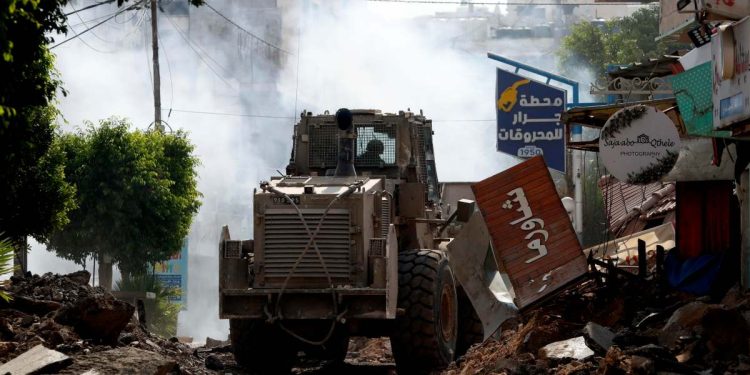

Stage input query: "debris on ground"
[
  {"left": 346, "top": 337, "right": 394, "bottom": 364},
  {"left": 0, "top": 271, "right": 206, "bottom": 374},
  {"left": 4, "top": 270, "right": 748, "bottom": 374},
  {"left": 443, "top": 278, "right": 750, "bottom": 375}
]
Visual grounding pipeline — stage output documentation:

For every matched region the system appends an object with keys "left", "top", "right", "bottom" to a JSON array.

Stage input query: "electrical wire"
[
  {"left": 162, "top": 13, "right": 234, "bottom": 88},
  {"left": 293, "top": 26, "right": 302, "bottom": 124},
  {"left": 64, "top": 19, "right": 117, "bottom": 54},
  {"left": 204, "top": 1, "right": 292, "bottom": 55},
  {"left": 162, "top": 108, "right": 294, "bottom": 119},
  {"left": 51, "top": 0, "right": 144, "bottom": 50},
  {"left": 64, "top": 0, "right": 116, "bottom": 17},
  {"left": 157, "top": 28, "right": 175, "bottom": 116},
  {"left": 160, "top": 108, "right": 498, "bottom": 122},
  {"left": 68, "top": 9, "right": 119, "bottom": 28},
  {"left": 368, "top": 0, "right": 652, "bottom": 5}
]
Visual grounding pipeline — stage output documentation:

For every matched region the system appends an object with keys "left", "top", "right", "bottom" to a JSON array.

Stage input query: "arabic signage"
[
  {"left": 153, "top": 238, "right": 188, "bottom": 309},
  {"left": 496, "top": 68, "right": 566, "bottom": 172},
  {"left": 599, "top": 105, "right": 681, "bottom": 185},
  {"left": 712, "top": 17, "right": 750, "bottom": 130},
  {"left": 471, "top": 156, "right": 586, "bottom": 309}
]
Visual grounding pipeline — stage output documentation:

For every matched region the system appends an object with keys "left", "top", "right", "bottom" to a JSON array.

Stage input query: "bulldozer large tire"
[
  {"left": 391, "top": 249, "right": 458, "bottom": 374},
  {"left": 229, "top": 319, "right": 295, "bottom": 374},
  {"left": 456, "top": 287, "right": 484, "bottom": 357}
]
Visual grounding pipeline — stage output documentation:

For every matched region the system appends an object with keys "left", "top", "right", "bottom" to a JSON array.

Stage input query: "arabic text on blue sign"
[{"left": 496, "top": 68, "right": 566, "bottom": 172}]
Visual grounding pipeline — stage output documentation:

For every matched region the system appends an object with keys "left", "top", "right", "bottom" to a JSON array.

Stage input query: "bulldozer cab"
[{"left": 286, "top": 109, "right": 441, "bottom": 204}]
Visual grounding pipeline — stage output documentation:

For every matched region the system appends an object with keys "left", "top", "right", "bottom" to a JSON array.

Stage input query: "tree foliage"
[
  {"left": 1, "top": 0, "right": 68, "bottom": 118},
  {"left": 0, "top": 1, "right": 76, "bottom": 260},
  {"left": 47, "top": 118, "right": 201, "bottom": 276},
  {"left": 557, "top": 5, "right": 686, "bottom": 78}
]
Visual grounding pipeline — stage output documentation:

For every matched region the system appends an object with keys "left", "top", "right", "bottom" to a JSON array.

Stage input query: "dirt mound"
[{"left": 0, "top": 271, "right": 207, "bottom": 374}]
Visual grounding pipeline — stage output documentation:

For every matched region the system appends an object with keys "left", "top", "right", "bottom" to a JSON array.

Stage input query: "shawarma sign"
[
  {"left": 599, "top": 105, "right": 681, "bottom": 185},
  {"left": 472, "top": 156, "right": 586, "bottom": 308}
]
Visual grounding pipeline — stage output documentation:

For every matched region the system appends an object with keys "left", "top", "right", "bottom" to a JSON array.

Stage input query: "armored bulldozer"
[{"left": 219, "top": 108, "right": 517, "bottom": 374}]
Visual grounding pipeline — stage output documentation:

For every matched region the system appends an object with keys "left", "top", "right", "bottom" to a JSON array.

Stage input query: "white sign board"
[{"left": 599, "top": 106, "right": 681, "bottom": 185}]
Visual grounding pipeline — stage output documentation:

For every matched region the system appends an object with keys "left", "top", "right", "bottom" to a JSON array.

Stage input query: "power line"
[
  {"left": 51, "top": 0, "right": 144, "bottom": 50},
  {"left": 162, "top": 13, "right": 234, "bottom": 88},
  {"left": 163, "top": 108, "right": 295, "bottom": 119},
  {"left": 64, "top": 0, "right": 116, "bottom": 17},
  {"left": 367, "top": 0, "right": 653, "bottom": 5},
  {"left": 204, "top": 1, "right": 292, "bottom": 55},
  {"left": 432, "top": 119, "right": 494, "bottom": 122},
  {"left": 163, "top": 108, "right": 495, "bottom": 123}
]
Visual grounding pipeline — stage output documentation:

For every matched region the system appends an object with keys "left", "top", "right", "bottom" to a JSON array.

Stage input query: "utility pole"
[{"left": 150, "top": 0, "right": 163, "bottom": 132}]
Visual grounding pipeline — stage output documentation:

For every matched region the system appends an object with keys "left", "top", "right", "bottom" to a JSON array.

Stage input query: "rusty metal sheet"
[
  {"left": 471, "top": 156, "right": 586, "bottom": 309},
  {"left": 447, "top": 211, "right": 518, "bottom": 340}
]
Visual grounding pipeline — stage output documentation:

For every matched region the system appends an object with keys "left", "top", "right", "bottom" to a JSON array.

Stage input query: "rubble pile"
[
  {"left": 346, "top": 337, "right": 394, "bottom": 364},
  {"left": 0, "top": 271, "right": 207, "bottom": 374},
  {"left": 444, "top": 279, "right": 750, "bottom": 375}
]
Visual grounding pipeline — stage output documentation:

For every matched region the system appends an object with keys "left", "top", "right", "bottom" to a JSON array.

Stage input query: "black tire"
[
  {"left": 456, "top": 287, "right": 484, "bottom": 357},
  {"left": 390, "top": 249, "right": 458, "bottom": 374},
  {"left": 229, "top": 319, "right": 296, "bottom": 374}
]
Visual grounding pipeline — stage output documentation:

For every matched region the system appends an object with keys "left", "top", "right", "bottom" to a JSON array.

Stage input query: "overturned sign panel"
[{"left": 471, "top": 156, "right": 586, "bottom": 308}]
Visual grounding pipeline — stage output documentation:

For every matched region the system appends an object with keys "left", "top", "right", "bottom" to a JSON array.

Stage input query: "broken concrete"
[
  {"left": 0, "top": 344, "right": 71, "bottom": 374},
  {"left": 582, "top": 321, "right": 614, "bottom": 353},
  {"left": 659, "top": 301, "right": 717, "bottom": 348},
  {"left": 204, "top": 336, "right": 228, "bottom": 348},
  {"left": 58, "top": 347, "right": 176, "bottom": 375},
  {"left": 537, "top": 336, "right": 594, "bottom": 361},
  {"left": 54, "top": 295, "right": 134, "bottom": 344},
  {"left": 701, "top": 306, "right": 750, "bottom": 359}
]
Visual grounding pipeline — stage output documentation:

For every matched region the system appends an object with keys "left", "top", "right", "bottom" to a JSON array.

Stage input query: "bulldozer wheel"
[
  {"left": 391, "top": 249, "right": 457, "bottom": 374},
  {"left": 229, "top": 319, "right": 295, "bottom": 374},
  {"left": 456, "top": 287, "right": 484, "bottom": 357}
]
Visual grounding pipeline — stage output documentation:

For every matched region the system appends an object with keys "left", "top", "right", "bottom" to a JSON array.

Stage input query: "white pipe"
[
  {"left": 742, "top": 169, "right": 750, "bottom": 290},
  {"left": 572, "top": 127, "right": 583, "bottom": 235}
]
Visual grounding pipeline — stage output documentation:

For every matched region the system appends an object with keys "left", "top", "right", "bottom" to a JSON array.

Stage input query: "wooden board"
[{"left": 471, "top": 156, "right": 586, "bottom": 308}]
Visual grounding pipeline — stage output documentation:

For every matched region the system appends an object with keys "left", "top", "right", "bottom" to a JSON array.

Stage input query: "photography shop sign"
[
  {"left": 599, "top": 105, "right": 681, "bottom": 185},
  {"left": 496, "top": 68, "right": 566, "bottom": 172}
]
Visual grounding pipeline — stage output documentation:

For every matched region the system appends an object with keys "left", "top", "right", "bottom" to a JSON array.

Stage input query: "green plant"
[
  {"left": 0, "top": 235, "right": 17, "bottom": 301},
  {"left": 115, "top": 273, "right": 181, "bottom": 337}
]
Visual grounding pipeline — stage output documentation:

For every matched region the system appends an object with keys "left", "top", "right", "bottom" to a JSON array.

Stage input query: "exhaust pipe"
[{"left": 334, "top": 108, "right": 357, "bottom": 177}]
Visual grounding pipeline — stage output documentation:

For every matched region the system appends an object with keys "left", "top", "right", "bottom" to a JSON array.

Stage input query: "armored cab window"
[{"left": 355, "top": 124, "right": 396, "bottom": 167}]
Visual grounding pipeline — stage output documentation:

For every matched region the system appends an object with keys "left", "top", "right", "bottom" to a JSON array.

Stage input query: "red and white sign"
[{"left": 471, "top": 156, "right": 586, "bottom": 308}]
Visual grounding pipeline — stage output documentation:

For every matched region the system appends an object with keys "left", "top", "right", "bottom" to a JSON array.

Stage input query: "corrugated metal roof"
[
  {"left": 606, "top": 53, "right": 685, "bottom": 79},
  {"left": 599, "top": 176, "right": 677, "bottom": 236}
]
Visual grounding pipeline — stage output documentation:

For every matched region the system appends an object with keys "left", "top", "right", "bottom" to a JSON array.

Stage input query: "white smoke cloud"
[{"left": 31, "top": 0, "right": 597, "bottom": 341}]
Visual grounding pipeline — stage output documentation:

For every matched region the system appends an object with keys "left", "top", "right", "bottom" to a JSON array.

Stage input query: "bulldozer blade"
[{"left": 447, "top": 211, "right": 518, "bottom": 341}]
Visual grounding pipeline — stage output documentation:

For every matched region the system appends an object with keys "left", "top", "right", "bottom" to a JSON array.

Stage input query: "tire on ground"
[
  {"left": 390, "top": 249, "right": 458, "bottom": 374},
  {"left": 456, "top": 286, "right": 484, "bottom": 357},
  {"left": 229, "top": 319, "right": 296, "bottom": 374}
]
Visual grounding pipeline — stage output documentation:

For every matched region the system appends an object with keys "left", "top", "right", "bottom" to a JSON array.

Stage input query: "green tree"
[
  {"left": 115, "top": 274, "right": 181, "bottom": 337},
  {"left": 557, "top": 5, "right": 686, "bottom": 78},
  {"left": 0, "top": 1, "right": 76, "bottom": 272},
  {"left": 47, "top": 118, "right": 201, "bottom": 289},
  {"left": 0, "top": 235, "right": 18, "bottom": 301}
]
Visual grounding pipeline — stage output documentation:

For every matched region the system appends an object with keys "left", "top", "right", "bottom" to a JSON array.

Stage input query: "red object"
[
  {"left": 676, "top": 181, "right": 738, "bottom": 258},
  {"left": 472, "top": 156, "right": 586, "bottom": 308}
]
